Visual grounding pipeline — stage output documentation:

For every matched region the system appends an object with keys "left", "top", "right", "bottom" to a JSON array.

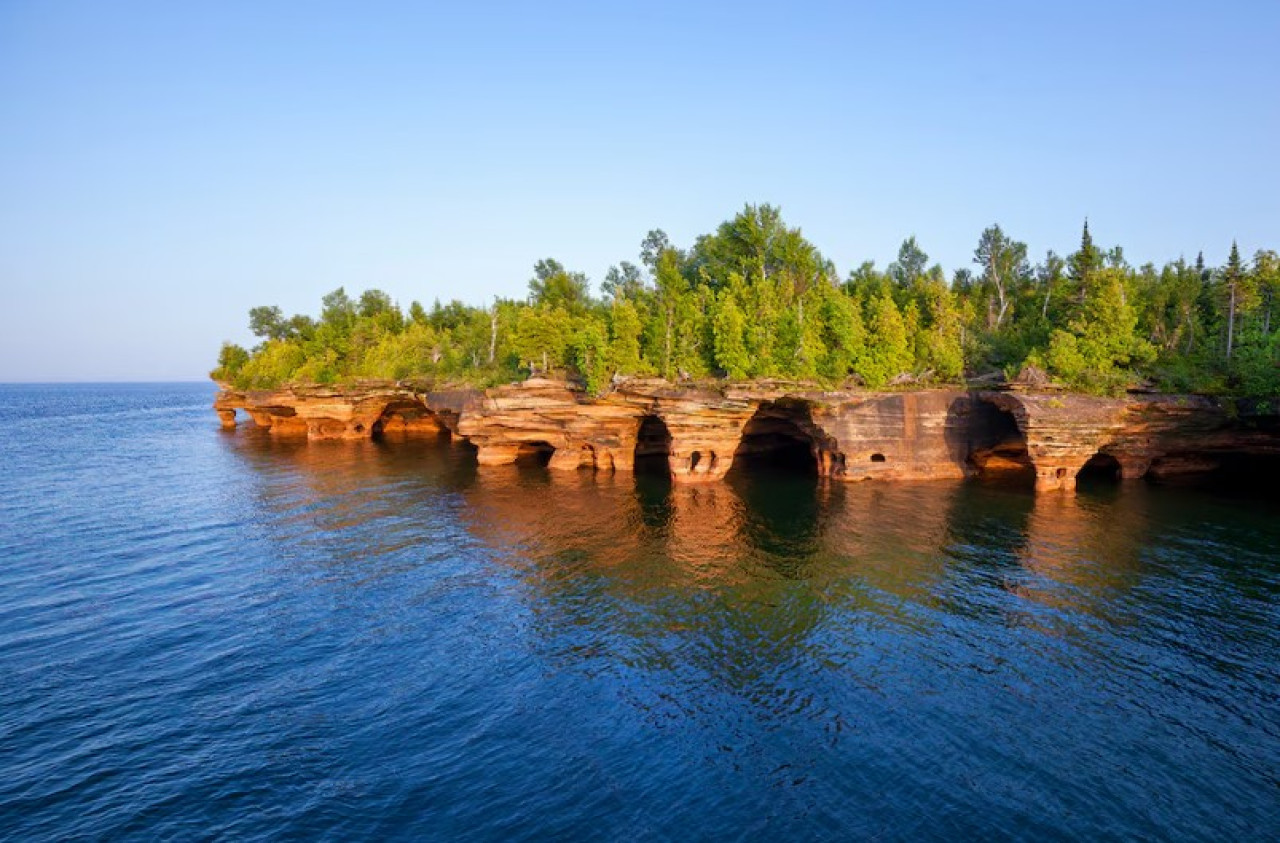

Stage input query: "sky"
[{"left": 1, "top": 0, "right": 1277, "bottom": 381}]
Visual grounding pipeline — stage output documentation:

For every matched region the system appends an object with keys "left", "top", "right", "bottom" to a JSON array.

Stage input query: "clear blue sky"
[{"left": 2, "top": 0, "right": 1277, "bottom": 381}]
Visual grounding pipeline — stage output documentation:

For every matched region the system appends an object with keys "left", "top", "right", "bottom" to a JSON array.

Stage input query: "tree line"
[{"left": 212, "top": 204, "right": 1280, "bottom": 397}]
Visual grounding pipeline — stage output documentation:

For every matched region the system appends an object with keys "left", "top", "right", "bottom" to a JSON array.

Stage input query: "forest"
[{"left": 212, "top": 205, "right": 1280, "bottom": 398}]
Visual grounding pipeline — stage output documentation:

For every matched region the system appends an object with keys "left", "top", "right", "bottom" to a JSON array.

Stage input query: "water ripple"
[{"left": 0, "top": 384, "right": 1277, "bottom": 841}]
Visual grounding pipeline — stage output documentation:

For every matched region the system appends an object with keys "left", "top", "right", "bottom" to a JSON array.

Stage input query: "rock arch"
[
  {"left": 514, "top": 440, "right": 557, "bottom": 466},
  {"left": 1076, "top": 451, "right": 1123, "bottom": 484},
  {"left": 644, "top": 403, "right": 755, "bottom": 483},
  {"left": 972, "top": 391, "right": 1130, "bottom": 492},
  {"left": 371, "top": 398, "right": 448, "bottom": 439}
]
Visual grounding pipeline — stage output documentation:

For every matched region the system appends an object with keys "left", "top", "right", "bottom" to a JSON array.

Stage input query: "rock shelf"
[{"left": 214, "top": 378, "right": 1279, "bottom": 492}]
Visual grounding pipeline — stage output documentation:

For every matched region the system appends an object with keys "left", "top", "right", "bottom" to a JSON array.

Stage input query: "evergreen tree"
[
  {"left": 816, "top": 286, "right": 866, "bottom": 382},
  {"left": 1221, "top": 241, "right": 1255, "bottom": 359},
  {"left": 211, "top": 342, "right": 250, "bottom": 382},
  {"left": 860, "top": 291, "right": 913, "bottom": 387},
  {"left": 1068, "top": 220, "right": 1102, "bottom": 305},
  {"left": 888, "top": 237, "right": 929, "bottom": 288},
  {"left": 570, "top": 317, "right": 610, "bottom": 395},
  {"left": 608, "top": 299, "right": 644, "bottom": 375},
  {"left": 514, "top": 306, "right": 570, "bottom": 373},
  {"left": 215, "top": 208, "right": 1278, "bottom": 398},
  {"left": 528, "top": 259, "right": 593, "bottom": 315},
  {"left": 711, "top": 292, "right": 750, "bottom": 380},
  {"left": 916, "top": 279, "right": 965, "bottom": 380}
]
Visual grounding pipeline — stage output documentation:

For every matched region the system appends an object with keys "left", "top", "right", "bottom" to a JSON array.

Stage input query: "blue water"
[{"left": 1, "top": 382, "right": 1277, "bottom": 841}]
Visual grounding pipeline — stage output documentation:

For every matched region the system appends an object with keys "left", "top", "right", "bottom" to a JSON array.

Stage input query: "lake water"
[{"left": 1, "top": 382, "right": 1277, "bottom": 841}]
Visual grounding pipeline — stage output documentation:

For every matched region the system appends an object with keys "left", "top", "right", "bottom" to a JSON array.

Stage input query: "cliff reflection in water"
[
  {"left": 209, "top": 427, "right": 1280, "bottom": 839},
  {"left": 222, "top": 426, "right": 1163, "bottom": 641}
]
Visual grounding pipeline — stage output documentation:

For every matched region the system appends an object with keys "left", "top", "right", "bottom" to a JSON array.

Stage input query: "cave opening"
[
  {"left": 1211, "top": 453, "right": 1280, "bottom": 496},
  {"left": 968, "top": 400, "right": 1034, "bottom": 486},
  {"left": 1076, "top": 452, "right": 1123, "bottom": 485},
  {"left": 1149, "top": 451, "right": 1280, "bottom": 497},
  {"left": 730, "top": 401, "right": 820, "bottom": 476},
  {"left": 371, "top": 400, "right": 447, "bottom": 440},
  {"left": 515, "top": 441, "right": 556, "bottom": 467},
  {"left": 634, "top": 415, "right": 673, "bottom": 475}
]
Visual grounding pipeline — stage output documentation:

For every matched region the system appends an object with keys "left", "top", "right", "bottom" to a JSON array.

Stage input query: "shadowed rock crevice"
[
  {"left": 967, "top": 400, "right": 1034, "bottom": 486},
  {"left": 515, "top": 441, "right": 556, "bottom": 467},
  {"left": 371, "top": 398, "right": 447, "bottom": 439},
  {"left": 634, "top": 415, "right": 673, "bottom": 475},
  {"left": 1077, "top": 452, "right": 1123, "bottom": 484},
  {"left": 214, "top": 381, "right": 1280, "bottom": 496},
  {"left": 1148, "top": 451, "right": 1280, "bottom": 497},
  {"left": 730, "top": 400, "right": 837, "bottom": 477}
]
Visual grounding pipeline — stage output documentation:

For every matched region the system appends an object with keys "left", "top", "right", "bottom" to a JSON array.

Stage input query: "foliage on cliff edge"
[{"left": 212, "top": 206, "right": 1280, "bottom": 398}]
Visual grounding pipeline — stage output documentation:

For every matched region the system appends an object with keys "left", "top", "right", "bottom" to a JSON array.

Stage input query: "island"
[{"left": 212, "top": 205, "right": 1280, "bottom": 492}]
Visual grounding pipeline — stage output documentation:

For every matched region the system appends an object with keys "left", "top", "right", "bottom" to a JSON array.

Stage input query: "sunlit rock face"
[
  {"left": 214, "top": 384, "right": 464, "bottom": 442},
  {"left": 214, "top": 379, "right": 1280, "bottom": 492},
  {"left": 975, "top": 391, "right": 1130, "bottom": 491}
]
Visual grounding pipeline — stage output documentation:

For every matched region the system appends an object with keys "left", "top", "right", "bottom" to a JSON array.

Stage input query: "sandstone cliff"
[{"left": 214, "top": 379, "right": 1279, "bottom": 492}]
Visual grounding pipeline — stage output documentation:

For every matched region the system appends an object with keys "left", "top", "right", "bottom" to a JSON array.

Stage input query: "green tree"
[
  {"left": 237, "top": 339, "right": 307, "bottom": 388},
  {"left": 1254, "top": 249, "right": 1280, "bottom": 336},
  {"left": 358, "top": 289, "right": 394, "bottom": 317},
  {"left": 652, "top": 245, "right": 688, "bottom": 378},
  {"left": 529, "top": 259, "right": 593, "bottom": 315},
  {"left": 321, "top": 288, "right": 356, "bottom": 330},
  {"left": 211, "top": 342, "right": 250, "bottom": 383},
  {"left": 1068, "top": 220, "right": 1103, "bottom": 305},
  {"left": 888, "top": 236, "right": 928, "bottom": 288},
  {"left": 570, "top": 316, "right": 610, "bottom": 395},
  {"left": 602, "top": 261, "right": 646, "bottom": 301},
  {"left": 916, "top": 279, "right": 965, "bottom": 380},
  {"left": 816, "top": 286, "right": 866, "bottom": 382},
  {"left": 711, "top": 291, "right": 750, "bottom": 379},
  {"left": 973, "top": 224, "right": 1028, "bottom": 330},
  {"left": 608, "top": 298, "right": 645, "bottom": 375},
  {"left": 514, "top": 306, "right": 571, "bottom": 373},
  {"left": 248, "top": 306, "right": 292, "bottom": 341},
  {"left": 1043, "top": 267, "right": 1155, "bottom": 393},
  {"left": 860, "top": 291, "right": 913, "bottom": 387},
  {"left": 1220, "top": 241, "right": 1258, "bottom": 359}
]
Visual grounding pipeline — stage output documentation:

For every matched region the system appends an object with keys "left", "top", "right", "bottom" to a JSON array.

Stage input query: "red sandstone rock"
[{"left": 213, "top": 379, "right": 1279, "bottom": 493}]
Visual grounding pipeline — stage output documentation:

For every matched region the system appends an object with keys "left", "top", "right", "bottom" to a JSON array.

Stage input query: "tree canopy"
[{"left": 212, "top": 205, "right": 1280, "bottom": 398}]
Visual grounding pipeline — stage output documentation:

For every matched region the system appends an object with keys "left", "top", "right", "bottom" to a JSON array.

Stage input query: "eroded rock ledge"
[{"left": 214, "top": 379, "right": 1279, "bottom": 492}]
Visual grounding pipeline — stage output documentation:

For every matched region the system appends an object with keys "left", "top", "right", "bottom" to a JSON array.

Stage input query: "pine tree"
[
  {"left": 570, "top": 317, "right": 610, "bottom": 395},
  {"left": 860, "top": 291, "right": 913, "bottom": 387},
  {"left": 711, "top": 292, "right": 750, "bottom": 380},
  {"left": 916, "top": 280, "right": 965, "bottom": 380},
  {"left": 1068, "top": 220, "right": 1102, "bottom": 305},
  {"left": 817, "top": 287, "right": 866, "bottom": 382},
  {"left": 1224, "top": 241, "right": 1244, "bottom": 358},
  {"left": 608, "top": 299, "right": 644, "bottom": 375}
]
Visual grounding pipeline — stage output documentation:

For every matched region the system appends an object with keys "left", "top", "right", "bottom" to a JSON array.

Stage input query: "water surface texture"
[{"left": 2, "top": 383, "right": 1277, "bottom": 840}]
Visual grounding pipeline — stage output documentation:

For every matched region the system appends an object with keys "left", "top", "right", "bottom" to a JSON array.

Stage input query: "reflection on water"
[{"left": 2, "top": 386, "right": 1278, "bottom": 842}]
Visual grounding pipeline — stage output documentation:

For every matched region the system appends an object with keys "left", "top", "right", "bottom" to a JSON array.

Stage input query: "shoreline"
[{"left": 214, "top": 378, "right": 1280, "bottom": 493}]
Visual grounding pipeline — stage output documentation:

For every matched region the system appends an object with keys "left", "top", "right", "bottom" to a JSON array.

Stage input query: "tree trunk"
[
  {"left": 1227, "top": 283, "right": 1236, "bottom": 359},
  {"left": 664, "top": 304, "right": 673, "bottom": 379},
  {"left": 488, "top": 307, "right": 497, "bottom": 365},
  {"left": 795, "top": 295, "right": 805, "bottom": 361}
]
